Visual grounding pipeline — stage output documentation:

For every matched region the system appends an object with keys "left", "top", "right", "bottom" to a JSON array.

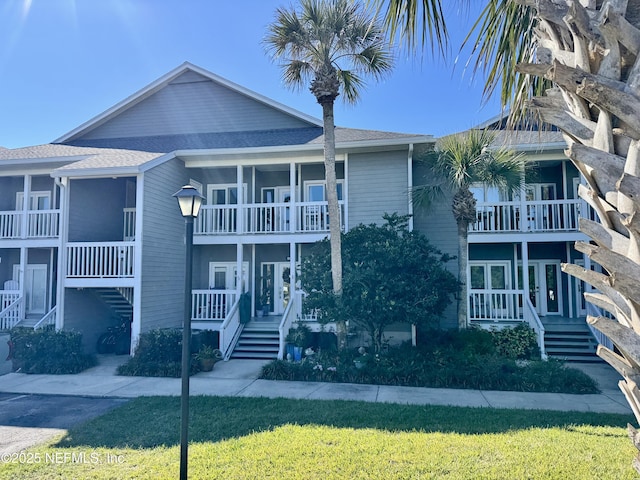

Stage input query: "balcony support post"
[
  {"left": 21, "top": 175, "right": 31, "bottom": 238},
  {"left": 237, "top": 165, "right": 244, "bottom": 234},
  {"left": 522, "top": 240, "right": 530, "bottom": 318},
  {"left": 290, "top": 162, "right": 297, "bottom": 233}
]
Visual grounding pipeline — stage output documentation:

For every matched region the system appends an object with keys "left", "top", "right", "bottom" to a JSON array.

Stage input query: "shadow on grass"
[{"left": 55, "top": 396, "right": 635, "bottom": 449}]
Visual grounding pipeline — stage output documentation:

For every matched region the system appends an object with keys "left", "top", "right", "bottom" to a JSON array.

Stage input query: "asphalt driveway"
[{"left": 0, "top": 393, "right": 129, "bottom": 456}]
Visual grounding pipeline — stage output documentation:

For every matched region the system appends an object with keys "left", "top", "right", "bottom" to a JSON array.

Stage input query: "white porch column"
[
  {"left": 521, "top": 241, "right": 530, "bottom": 312},
  {"left": 21, "top": 175, "right": 31, "bottom": 238},
  {"left": 289, "top": 242, "right": 296, "bottom": 309},
  {"left": 237, "top": 165, "right": 244, "bottom": 234},
  {"left": 236, "top": 243, "right": 243, "bottom": 298},
  {"left": 289, "top": 162, "right": 297, "bottom": 233},
  {"left": 18, "top": 247, "right": 27, "bottom": 320},
  {"left": 130, "top": 175, "right": 144, "bottom": 355},
  {"left": 251, "top": 245, "right": 256, "bottom": 315}
]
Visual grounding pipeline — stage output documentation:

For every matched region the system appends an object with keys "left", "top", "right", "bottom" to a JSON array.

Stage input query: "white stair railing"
[
  {"left": 33, "top": 306, "right": 57, "bottom": 330},
  {"left": 219, "top": 298, "right": 242, "bottom": 360},
  {"left": 586, "top": 303, "right": 615, "bottom": 351},
  {"left": 523, "top": 297, "right": 547, "bottom": 360},
  {"left": 278, "top": 295, "right": 298, "bottom": 359}
]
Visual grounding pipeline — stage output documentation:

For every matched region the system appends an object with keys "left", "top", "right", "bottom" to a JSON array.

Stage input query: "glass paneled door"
[
  {"left": 469, "top": 262, "right": 511, "bottom": 319},
  {"left": 518, "top": 261, "right": 561, "bottom": 316},
  {"left": 13, "top": 264, "right": 47, "bottom": 314},
  {"left": 260, "top": 262, "right": 290, "bottom": 315}
]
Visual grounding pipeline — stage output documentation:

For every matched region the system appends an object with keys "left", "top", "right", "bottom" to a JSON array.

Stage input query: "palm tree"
[
  {"left": 266, "top": 0, "right": 392, "bottom": 349},
  {"left": 378, "top": 0, "right": 640, "bottom": 470},
  {"left": 414, "top": 129, "right": 523, "bottom": 329}
]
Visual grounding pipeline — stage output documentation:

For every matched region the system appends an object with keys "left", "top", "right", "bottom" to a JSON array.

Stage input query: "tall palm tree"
[
  {"left": 379, "top": 0, "right": 640, "bottom": 470},
  {"left": 266, "top": 0, "right": 393, "bottom": 349},
  {"left": 414, "top": 129, "right": 524, "bottom": 329}
]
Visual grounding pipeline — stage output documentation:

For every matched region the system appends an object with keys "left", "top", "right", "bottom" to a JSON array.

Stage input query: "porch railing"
[
  {"left": 0, "top": 295, "right": 23, "bottom": 330},
  {"left": 523, "top": 297, "right": 547, "bottom": 359},
  {"left": 195, "top": 201, "right": 345, "bottom": 235},
  {"left": 468, "top": 289, "right": 523, "bottom": 322},
  {"left": 66, "top": 242, "right": 135, "bottom": 278},
  {"left": 33, "top": 306, "right": 57, "bottom": 330},
  {"left": 0, "top": 210, "right": 60, "bottom": 239},
  {"left": 471, "top": 199, "right": 581, "bottom": 233},
  {"left": 219, "top": 298, "right": 242, "bottom": 360},
  {"left": 191, "top": 290, "right": 237, "bottom": 321}
]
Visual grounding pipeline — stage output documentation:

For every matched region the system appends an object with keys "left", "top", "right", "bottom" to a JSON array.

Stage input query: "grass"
[{"left": 0, "top": 396, "right": 637, "bottom": 479}]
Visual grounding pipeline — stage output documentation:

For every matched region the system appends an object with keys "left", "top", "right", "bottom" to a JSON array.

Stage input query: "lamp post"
[{"left": 173, "top": 185, "right": 203, "bottom": 480}]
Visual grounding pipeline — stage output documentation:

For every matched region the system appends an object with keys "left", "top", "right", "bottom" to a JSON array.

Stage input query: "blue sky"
[{"left": 0, "top": 0, "right": 501, "bottom": 149}]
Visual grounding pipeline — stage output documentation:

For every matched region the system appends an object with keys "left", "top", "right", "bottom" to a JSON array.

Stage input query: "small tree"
[{"left": 301, "top": 213, "right": 459, "bottom": 352}]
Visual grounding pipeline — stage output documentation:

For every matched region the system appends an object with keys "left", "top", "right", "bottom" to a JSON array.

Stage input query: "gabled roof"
[{"left": 55, "top": 62, "right": 323, "bottom": 144}]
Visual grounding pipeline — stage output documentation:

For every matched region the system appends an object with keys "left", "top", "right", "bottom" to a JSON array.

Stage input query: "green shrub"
[
  {"left": 492, "top": 324, "right": 540, "bottom": 360},
  {"left": 260, "top": 342, "right": 598, "bottom": 394},
  {"left": 117, "top": 328, "right": 199, "bottom": 377},
  {"left": 10, "top": 327, "right": 96, "bottom": 374}
]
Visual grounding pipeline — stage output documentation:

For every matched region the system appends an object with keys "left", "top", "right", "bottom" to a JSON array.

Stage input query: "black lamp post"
[{"left": 173, "top": 185, "right": 203, "bottom": 480}]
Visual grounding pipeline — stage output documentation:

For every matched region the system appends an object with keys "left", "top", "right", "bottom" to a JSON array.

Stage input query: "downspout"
[{"left": 54, "top": 176, "right": 68, "bottom": 330}]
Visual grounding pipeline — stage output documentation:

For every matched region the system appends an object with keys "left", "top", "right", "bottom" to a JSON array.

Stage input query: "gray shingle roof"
[{"left": 62, "top": 126, "right": 427, "bottom": 153}]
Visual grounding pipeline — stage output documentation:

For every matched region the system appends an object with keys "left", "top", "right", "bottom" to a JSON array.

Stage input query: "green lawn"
[{"left": 0, "top": 396, "right": 637, "bottom": 479}]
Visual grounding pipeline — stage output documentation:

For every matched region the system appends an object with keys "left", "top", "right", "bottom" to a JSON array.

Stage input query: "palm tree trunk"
[
  {"left": 457, "top": 221, "right": 468, "bottom": 329},
  {"left": 321, "top": 100, "right": 346, "bottom": 349}
]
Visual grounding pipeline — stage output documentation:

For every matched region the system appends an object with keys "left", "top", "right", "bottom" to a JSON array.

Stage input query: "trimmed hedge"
[
  {"left": 10, "top": 327, "right": 97, "bottom": 374},
  {"left": 117, "top": 328, "right": 212, "bottom": 377}
]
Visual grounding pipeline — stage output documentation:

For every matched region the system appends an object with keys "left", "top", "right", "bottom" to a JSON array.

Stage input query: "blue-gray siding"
[
  {"left": 347, "top": 150, "right": 409, "bottom": 227},
  {"left": 140, "top": 158, "right": 190, "bottom": 332},
  {"left": 81, "top": 71, "right": 313, "bottom": 140}
]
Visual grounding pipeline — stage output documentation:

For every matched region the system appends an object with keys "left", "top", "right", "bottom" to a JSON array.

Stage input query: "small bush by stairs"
[
  {"left": 544, "top": 322, "right": 600, "bottom": 362},
  {"left": 231, "top": 321, "right": 279, "bottom": 360}
]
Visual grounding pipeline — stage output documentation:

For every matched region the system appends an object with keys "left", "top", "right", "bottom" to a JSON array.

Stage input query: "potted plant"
[
  {"left": 260, "top": 291, "right": 271, "bottom": 317},
  {"left": 285, "top": 323, "right": 312, "bottom": 362},
  {"left": 195, "top": 345, "right": 222, "bottom": 372}
]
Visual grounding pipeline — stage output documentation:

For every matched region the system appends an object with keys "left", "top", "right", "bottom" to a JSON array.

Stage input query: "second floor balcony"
[
  {"left": 470, "top": 199, "right": 585, "bottom": 234},
  {"left": 0, "top": 209, "right": 60, "bottom": 240},
  {"left": 195, "top": 201, "right": 345, "bottom": 236}
]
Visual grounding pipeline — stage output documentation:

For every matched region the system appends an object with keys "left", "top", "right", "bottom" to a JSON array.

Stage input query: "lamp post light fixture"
[{"left": 173, "top": 185, "right": 204, "bottom": 480}]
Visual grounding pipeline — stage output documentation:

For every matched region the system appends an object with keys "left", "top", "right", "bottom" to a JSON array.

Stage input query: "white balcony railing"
[
  {"left": 471, "top": 199, "right": 581, "bottom": 233},
  {"left": 195, "top": 201, "right": 345, "bottom": 235},
  {"left": 468, "top": 289, "right": 524, "bottom": 322},
  {"left": 66, "top": 242, "right": 135, "bottom": 278},
  {"left": 191, "top": 289, "right": 237, "bottom": 321},
  {"left": 0, "top": 210, "right": 60, "bottom": 239}
]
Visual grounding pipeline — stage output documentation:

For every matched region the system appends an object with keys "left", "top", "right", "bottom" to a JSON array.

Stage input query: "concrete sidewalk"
[{"left": 0, "top": 355, "right": 633, "bottom": 415}]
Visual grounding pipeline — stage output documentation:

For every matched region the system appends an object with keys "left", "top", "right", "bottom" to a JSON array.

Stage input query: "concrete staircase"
[
  {"left": 544, "top": 321, "right": 600, "bottom": 362},
  {"left": 231, "top": 320, "right": 280, "bottom": 360}
]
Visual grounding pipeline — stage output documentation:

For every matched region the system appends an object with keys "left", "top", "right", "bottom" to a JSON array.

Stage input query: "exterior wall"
[
  {"left": 68, "top": 178, "right": 129, "bottom": 242},
  {"left": 0, "top": 177, "right": 24, "bottom": 210},
  {"left": 81, "top": 71, "right": 312, "bottom": 140},
  {"left": 64, "top": 288, "right": 115, "bottom": 353},
  {"left": 0, "top": 249, "right": 19, "bottom": 284},
  {"left": 139, "top": 158, "right": 190, "bottom": 333},
  {"left": 348, "top": 150, "right": 408, "bottom": 227},
  {"left": 192, "top": 244, "right": 251, "bottom": 289}
]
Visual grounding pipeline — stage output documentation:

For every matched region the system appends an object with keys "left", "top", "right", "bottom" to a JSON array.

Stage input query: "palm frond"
[{"left": 411, "top": 183, "right": 445, "bottom": 209}]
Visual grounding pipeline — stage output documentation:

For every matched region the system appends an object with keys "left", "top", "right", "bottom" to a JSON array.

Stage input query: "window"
[
  {"left": 16, "top": 191, "right": 51, "bottom": 210},
  {"left": 305, "top": 181, "right": 343, "bottom": 201},
  {"left": 206, "top": 184, "right": 247, "bottom": 205}
]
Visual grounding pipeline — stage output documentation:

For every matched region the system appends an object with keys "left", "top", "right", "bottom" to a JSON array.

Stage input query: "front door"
[
  {"left": 260, "top": 262, "right": 290, "bottom": 315},
  {"left": 13, "top": 264, "right": 47, "bottom": 314},
  {"left": 518, "top": 261, "right": 561, "bottom": 316}
]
